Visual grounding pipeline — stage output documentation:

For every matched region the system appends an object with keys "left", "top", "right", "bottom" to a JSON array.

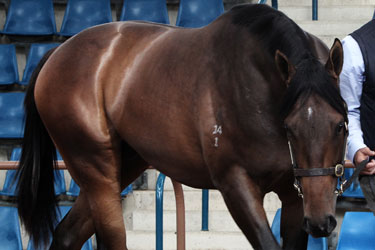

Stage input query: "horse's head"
[{"left": 276, "top": 39, "right": 347, "bottom": 237}]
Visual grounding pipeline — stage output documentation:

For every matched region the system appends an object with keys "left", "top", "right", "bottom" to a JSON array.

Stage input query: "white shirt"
[{"left": 339, "top": 35, "right": 366, "bottom": 162}]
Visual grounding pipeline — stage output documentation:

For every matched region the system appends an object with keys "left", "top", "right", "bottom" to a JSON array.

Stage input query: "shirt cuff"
[{"left": 347, "top": 139, "right": 367, "bottom": 163}]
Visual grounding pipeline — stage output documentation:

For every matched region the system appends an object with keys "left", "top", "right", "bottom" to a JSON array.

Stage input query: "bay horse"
[{"left": 16, "top": 4, "right": 347, "bottom": 250}]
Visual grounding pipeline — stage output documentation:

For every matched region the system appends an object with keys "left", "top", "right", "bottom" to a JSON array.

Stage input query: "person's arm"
[{"left": 339, "top": 36, "right": 375, "bottom": 174}]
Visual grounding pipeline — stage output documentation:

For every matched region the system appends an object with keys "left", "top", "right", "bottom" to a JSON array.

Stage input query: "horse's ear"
[
  {"left": 275, "top": 50, "right": 295, "bottom": 87},
  {"left": 325, "top": 38, "right": 343, "bottom": 83}
]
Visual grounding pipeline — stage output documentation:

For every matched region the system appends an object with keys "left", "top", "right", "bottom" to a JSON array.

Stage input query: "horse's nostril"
[
  {"left": 302, "top": 215, "right": 337, "bottom": 237},
  {"left": 327, "top": 215, "right": 337, "bottom": 233},
  {"left": 302, "top": 217, "right": 311, "bottom": 234}
]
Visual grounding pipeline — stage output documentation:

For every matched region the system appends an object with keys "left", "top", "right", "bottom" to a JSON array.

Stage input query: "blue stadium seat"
[
  {"left": 67, "top": 179, "right": 81, "bottom": 197},
  {"left": 67, "top": 179, "right": 132, "bottom": 197},
  {"left": 271, "top": 209, "right": 328, "bottom": 250},
  {"left": 0, "top": 206, "right": 23, "bottom": 250},
  {"left": 0, "top": 148, "right": 66, "bottom": 197},
  {"left": 58, "top": 0, "right": 112, "bottom": 37},
  {"left": 121, "top": 185, "right": 133, "bottom": 196},
  {"left": 20, "top": 43, "right": 60, "bottom": 85},
  {"left": 0, "top": 44, "right": 19, "bottom": 85},
  {"left": 0, "top": 148, "right": 21, "bottom": 197},
  {"left": 0, "top": 92, "right": 25, "bottom": 139},
  {"left": 1, "top": 0, "right": 56, "bottom": 36},
  {"left": 0, "top": 170, "right": 19, "bottom": 197},
  {"left": 176, "top": 0, "right": 224, "bottom": 28},
  {"left": 27, "top": 206, "right": 93, "bottom": 250},
  {"left": 337, "top": 212, "right": 375, "bottom": 250},
  {"left": 120, "top": 0, "right": 170, "bottom": 24}
]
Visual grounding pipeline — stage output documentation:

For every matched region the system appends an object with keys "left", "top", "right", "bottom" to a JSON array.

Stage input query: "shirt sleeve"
[{"left": 339, "top": 35, "right": 366, "bottom": 162}]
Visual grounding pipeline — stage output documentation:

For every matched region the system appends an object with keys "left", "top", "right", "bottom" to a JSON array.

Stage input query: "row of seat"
[
  {"left": 0, "top": 148, "right": 133, "bottom": 198},
  {"left": 2, "top": 194, "right": 372, "bottom": 249},
  {"left": 271, "top": 209, "right": 375, "bottom": 250},
  {"left": 1, "top": 0, "right": 224, "bottom": 37},
  {"left": 0, "top": 0, "right": 225, "bottom": 85}
]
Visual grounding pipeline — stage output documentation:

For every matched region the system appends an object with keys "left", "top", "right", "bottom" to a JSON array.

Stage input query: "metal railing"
[
  {"left": 258, "top": 0, "right": 319, "bottom": 20},
  {"left": 201, "top": 189, "right": 209, "bottom": 231},
  {"left": 155, "top": 173, "right": 166, "bottom": 250},
  {"left": 156, "top": 173, "right": 186, "bottom": 250},
  {"left": 155, "top": 173, "right": 209, "bottom": 250},
  {"left": 0, "top": 160, "right": 66, "bottom": 170}
]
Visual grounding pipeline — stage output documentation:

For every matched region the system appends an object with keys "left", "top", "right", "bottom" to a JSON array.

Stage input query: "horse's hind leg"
[
  {"left": 54, "top": 149, "right": 125, "bottom": 250},
  {"left": 80, "top": 153, "right": 126, "bottom": 249},
  {"left": 50, "top": 149, "right": 148, "bottom": 250}
]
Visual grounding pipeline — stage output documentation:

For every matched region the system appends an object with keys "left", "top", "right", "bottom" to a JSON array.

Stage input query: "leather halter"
[{"left": 287, "top": 122, "right": 350, "bottom": 198}]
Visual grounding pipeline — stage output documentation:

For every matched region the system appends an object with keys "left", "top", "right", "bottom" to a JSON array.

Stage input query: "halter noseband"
[{"left": 287, "top": 122, "right": 348, "bottom": 198}]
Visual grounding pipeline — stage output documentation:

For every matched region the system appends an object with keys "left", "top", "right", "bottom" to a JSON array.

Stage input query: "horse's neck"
[{"left": 210, "top": 45, "right": 285, "bottom": 135}]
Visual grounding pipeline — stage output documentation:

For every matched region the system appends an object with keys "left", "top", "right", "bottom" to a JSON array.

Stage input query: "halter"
[{"left": 287, "top": 122, "right": 349, "bottom": 198}]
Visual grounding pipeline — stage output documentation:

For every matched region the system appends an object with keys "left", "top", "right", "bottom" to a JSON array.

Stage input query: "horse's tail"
[{"left": 17, "top": 48, "right": 58, "bottom": 248}]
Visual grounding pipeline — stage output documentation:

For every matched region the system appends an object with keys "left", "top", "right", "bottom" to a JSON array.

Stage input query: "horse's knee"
[
  {"left": 49, "top": 206, "right": 93, "bottom": 250},
  {"left": 50, "top": 227, "right": 76, "bottom": 250}
]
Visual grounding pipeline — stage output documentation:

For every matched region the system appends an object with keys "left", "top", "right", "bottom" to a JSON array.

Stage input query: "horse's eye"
[
  {"left": 284, "top": 124, "right": 294, "bottom": 138},
  {"left": 336, "top": 122, "right": 345, "bottom": 134}
]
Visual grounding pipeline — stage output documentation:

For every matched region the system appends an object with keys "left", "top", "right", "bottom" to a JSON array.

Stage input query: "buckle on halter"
[{"left": 335, "top": 164, "right": 344, "bottom": 177}]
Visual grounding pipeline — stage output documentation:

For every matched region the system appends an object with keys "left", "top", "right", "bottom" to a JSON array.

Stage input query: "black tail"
[{"left": 17, "top": 48, "right": 58, "bottom": 248}]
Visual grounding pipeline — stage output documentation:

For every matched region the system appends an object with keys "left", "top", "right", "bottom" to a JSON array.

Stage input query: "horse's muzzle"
[{"left": 302, "top": 215, "right": 337, "bottom": 237}]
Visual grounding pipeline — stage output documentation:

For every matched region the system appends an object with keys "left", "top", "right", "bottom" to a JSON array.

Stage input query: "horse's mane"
[
  {"left": 229, "top": 4, "right": 348, "bottom": 121},
  {"left": 280, "top": 56, "right": 348, "bottom": 122},
  {"left": 230, "top": 4, "right": 310, "bottom": 65}
]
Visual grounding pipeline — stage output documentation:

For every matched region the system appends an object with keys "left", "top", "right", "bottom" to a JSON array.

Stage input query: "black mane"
[
  {"left": 230, "top": 4, "right": 348, "bottom": 121},
  {"left": 281, "top": 57, "right": 348, "bottom": 122},
  {"left": 231, "top": 4, "right": 311, "bottom": 65}
]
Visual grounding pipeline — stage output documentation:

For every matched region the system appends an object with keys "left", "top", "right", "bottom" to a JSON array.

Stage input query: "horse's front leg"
[
  {"left": 213, "top": 165, "right": 281, "bottom": 250},
  {"left": 279, "top": 193, "right": 308, "bottom": 249}
]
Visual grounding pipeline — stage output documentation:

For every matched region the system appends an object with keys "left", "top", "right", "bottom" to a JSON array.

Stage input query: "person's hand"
[{"left": 354, "top": 147, "right": 375, "bottom": 175}]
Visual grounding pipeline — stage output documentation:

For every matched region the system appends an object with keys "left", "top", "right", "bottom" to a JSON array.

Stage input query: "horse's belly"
[{"left": 133, "top": 145, "right": 215, "bottom": 189}]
